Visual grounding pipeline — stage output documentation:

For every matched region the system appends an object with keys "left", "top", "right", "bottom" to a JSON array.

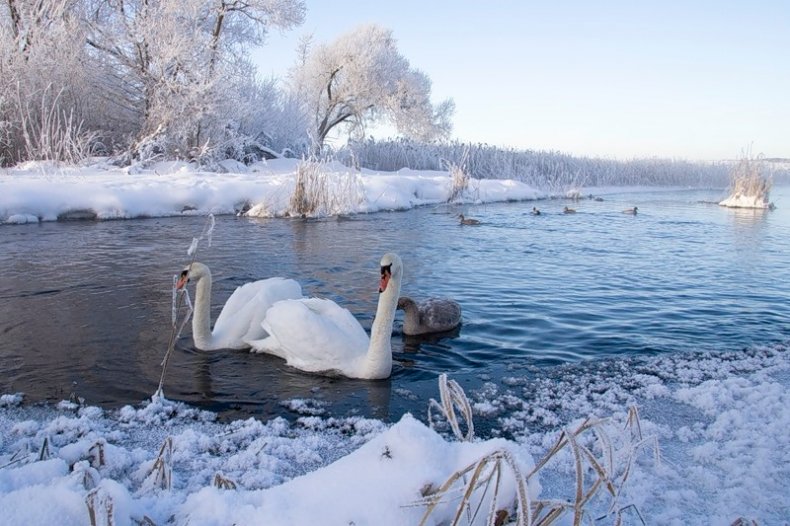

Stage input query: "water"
[{"left": 2, "top": 187, "right": 789, "bottom": 422}]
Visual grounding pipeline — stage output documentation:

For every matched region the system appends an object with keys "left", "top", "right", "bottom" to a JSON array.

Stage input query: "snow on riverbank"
[
  {"left": 0, "top": 159, "right": 543, "bottom": 224},
  {"left": 2, "top": 344, "right": 788, "bottom": 525},
  {"left": 2, "top": 159, "right": 788, "bottom": 524}
]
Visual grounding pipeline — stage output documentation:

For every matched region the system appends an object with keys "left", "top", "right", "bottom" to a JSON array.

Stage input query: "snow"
[
  {"left": 718, "top": 193, "right": 773, "bottom": 209},
  {"left": 1, "top": 345, "right": 788, "bottom": 525},
  {"left": 1, "top": 160, "right": 789, "bottom": 523},
  {"left": 0, "top": 159, "right": 543, "bottom": 224}
]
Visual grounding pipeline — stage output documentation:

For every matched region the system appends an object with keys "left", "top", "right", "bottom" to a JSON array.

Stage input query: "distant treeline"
[{"left": 338, "top": 139, "right": 790, "bottom": 190}]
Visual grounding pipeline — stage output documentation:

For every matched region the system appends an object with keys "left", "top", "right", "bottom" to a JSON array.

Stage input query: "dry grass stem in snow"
[
  {"left": 38, "top": 437, "right": 50, "bottom": 461},
  {"left": 213, "top": 472, "right": 238, "bottom": 490},
  {"left": 86, "top": 487, "right": 115, "bottom": 526},
  {"left": 417, "top": 448, "right": 531, "bottom": 526},
  {"left": 141, "top": 437, "right": 174, "bottom": 492},
  {"left": 428, "top": 373, "right": 475, "bottom": 441},
  {"left": 89, "top": 441, "right": 106, "bottom": 468},
  {"left": 422, "top": 373, "right": 656, "bottom": 526}
]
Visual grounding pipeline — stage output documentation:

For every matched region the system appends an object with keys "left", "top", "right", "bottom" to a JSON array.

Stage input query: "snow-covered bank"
[
  {"left": 2, "top": 344, "right": 788, "bottom": 525},
  {"left": 0, "top": 159, "right": 543, "bottom": 224}
]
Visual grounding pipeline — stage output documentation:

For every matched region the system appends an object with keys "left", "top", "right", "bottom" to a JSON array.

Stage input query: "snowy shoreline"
[
  {"left": 2, "top": 158, "right": 738, "bottom": 226},
  {"left": 0, "top": 159, "right": 547, "bottom": 225},
  {"left": 2, "top": 344, "right": 788, "bottom": 525}
]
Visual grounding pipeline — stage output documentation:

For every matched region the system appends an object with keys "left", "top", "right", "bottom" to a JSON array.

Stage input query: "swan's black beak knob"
[
  {"left": 176, "top": 270, "right": 190, "bottom": 290},
  {"left": 379, "top": 264, "right": 392, "bottom": 293}
]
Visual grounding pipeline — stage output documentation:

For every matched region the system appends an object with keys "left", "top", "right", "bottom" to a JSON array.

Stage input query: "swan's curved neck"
[
  {"left": 359, "top": 276, "right": 401, "bottom": 379},
  {"left": 191, "top": 272, "right": 215, "bottom": 349}
]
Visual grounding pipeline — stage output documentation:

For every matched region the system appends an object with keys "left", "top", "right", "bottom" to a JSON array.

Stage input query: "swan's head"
[
  {"left": 176, "top": 262, "right": 210, "bottom": 289},
  {"left": 379, "top": 253, "right": 403, "bottom": 293},
  {"left": 397, "top": 296, "right": 415, "bottom": 310}
]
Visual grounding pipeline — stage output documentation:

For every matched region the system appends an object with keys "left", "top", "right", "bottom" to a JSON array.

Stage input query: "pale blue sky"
[{"left": 254, "top": 1, "right": 789, "bottom": 161}]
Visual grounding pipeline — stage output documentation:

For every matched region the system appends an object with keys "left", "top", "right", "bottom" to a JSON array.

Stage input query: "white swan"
[
  {"left": 246, "top": 253, "right": 403, "bottom": 379},
  {"left": 397, "top": 296, "right": 462, "bottom": 335},
  {"left": 176, "top": 262, "right": 302, "bottom": 351}
]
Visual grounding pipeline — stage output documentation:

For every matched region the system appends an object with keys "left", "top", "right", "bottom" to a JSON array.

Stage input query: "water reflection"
[
  {"left": 178, "top": 344, "right": 394, "bottom": 421},
  {"left": 400, "top": 325, "right": 463, "bottom": 354}
]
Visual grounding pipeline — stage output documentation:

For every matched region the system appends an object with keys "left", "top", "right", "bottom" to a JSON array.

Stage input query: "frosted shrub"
[
  {"left": 11, "top": 85, "right": 98, "bottom": 165},
  {"left": 446, "top": 147, "right": 471, "bottom": 202},
  {"left": 719, "top": 155, "right": 774, "bottom": 209},
  {"left": 288, "top": 159, "right": 365, "bottom": 217}
]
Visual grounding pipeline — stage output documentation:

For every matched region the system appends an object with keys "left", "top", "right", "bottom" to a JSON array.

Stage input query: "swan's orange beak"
[
  {"left": 379, "top": 266, "right": 391, "bottom": 293},
  {"left": 176, "top": 270, "right": 189, "bottom": 290}
]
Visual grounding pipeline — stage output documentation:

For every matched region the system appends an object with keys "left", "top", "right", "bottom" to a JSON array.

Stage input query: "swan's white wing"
[
  {"left": 212, "top": 277, "right": 302, "bottom": 349},
  {"left": 250, "top": 297, "right": 369, "bottom": 373}
]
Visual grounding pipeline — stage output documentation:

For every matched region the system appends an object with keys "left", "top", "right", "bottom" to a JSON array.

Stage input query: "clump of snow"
[
  {"left": 5, "top": 214, "right": 39, "bottom": 224},
  {"left": 0, "top": 393, "right": 23, "bottom": 407},
  {"left": 718, "top": 194, "right": 773, "bottom": 209}
]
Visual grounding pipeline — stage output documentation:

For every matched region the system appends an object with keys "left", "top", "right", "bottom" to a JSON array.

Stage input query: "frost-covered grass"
[{"left": 340, "top": 139, "right": 754, "bottom": 189}]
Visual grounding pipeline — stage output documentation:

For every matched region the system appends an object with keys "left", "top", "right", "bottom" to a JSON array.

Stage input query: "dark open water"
[{"left": 1, "top": 187, "right": 789, "bottom": 422}]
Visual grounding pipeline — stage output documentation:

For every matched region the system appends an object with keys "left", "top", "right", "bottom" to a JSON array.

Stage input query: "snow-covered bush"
[
  {"left": 288, "top": 159, "right": 365, "bottom": 217},
  {"left": 719, "top": 155, "right": 774, "bottom": 209}
]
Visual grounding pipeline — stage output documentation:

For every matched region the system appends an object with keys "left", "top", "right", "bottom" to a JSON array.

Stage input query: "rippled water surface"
[{"left": 2, "top": 187, "right": 789, "bottom": 421}]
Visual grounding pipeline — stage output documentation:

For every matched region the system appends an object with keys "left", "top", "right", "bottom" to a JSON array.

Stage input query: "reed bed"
[{"left": 340, "top": 138, "right": 737, "bottom": 190}]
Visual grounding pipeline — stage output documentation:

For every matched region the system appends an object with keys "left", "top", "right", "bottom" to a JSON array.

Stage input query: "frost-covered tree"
[
  {"left": 290, "top": 24, "right": 454, "bottom": 151},
  {"left": 0, "top": 0, "right": 98, "bottom": 164},
  {"left": 1, "top": 0, "right": 306, "bottom": 165},
  {"left": 81, "top": 0, "right": 305, "bottom": 161}
]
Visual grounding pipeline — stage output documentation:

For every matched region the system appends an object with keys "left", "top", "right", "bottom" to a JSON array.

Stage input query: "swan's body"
[
  {"left": 247, "top": 253, "right": 403, "bottom": 379},
  {"left": 563, "top": 206, "right": 576, "bottom": 214},
  {"left": 623, "top": 206, "right": 638, "bottom": 215},
  {"left": 459, "top": 214, "right": 480, "bottom": 225},
  {"left": 397, "top": 296, "right": 462, "bottom": 335},
  {"left": 176, "top": 262, "right": 302, "bottom": 351}
]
